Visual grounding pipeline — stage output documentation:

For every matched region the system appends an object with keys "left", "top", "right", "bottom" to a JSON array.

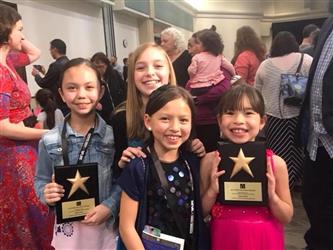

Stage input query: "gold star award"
[
  {"left": 67, "top": 170, "right": 90, "bottom": 198},
  {"left": 217, "top": 141, "right": 268, "bottom": 206},
  {"left": 229, "top": 148, "right": 255, "bottom": 178},
  {"left": 54, "top": 163, "right": 99, "bottom": 223}
]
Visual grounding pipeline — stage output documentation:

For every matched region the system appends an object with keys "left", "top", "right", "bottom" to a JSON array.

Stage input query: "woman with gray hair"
[{"left": 161, "top": 27, "right": 192, "bottom": 87}]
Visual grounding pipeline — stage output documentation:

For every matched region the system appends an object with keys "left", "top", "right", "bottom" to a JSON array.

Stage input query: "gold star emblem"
[
  {"left": 67, "top": 170, "right": 90, "bottom": 198},
  {"left": 229, "top": 148, "right": 255, "bottom": 178}
]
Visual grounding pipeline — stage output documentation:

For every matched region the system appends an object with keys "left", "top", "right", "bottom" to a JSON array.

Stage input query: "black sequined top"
[{"left": 147, "top": 158, "right": 193, "bottom": 242}]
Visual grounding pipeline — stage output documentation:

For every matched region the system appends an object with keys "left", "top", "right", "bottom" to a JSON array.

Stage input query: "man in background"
[
  {"left": 299, "top": 24, "right": 320, "bottom": 50},
  {"left": 32, "top": 39, "right": 69, "bottom": 115},
  {"left": 301, "top": 29, "right": 320, "bottom": 57},
  {"left": 110, "top": 55, "right": 123, "bottom": 76}
]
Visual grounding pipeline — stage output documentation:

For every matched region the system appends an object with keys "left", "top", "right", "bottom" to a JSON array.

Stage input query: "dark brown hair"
[
  {"left": 50, "top": 39, "right": 66, "bottom": 55},
  {"left": 145, "top": 85, "right": 195, "bottom": 148},
  {"left": 302, "top": 24, "right": 319, "bottom": 38},
  {"left": 217, "top": 84, "right": 265, "bottom": 118},
  {"left": 91, "top": 52, "right": 110, "bottom": 65},
  {"left": 270, "top": 31, "right": 299, "bottom": 57},
  {"left": 0, "top": 4, "right": 21, "bottom": 46},
  {"left": 35, "top": 89, "right": 57, "bottom": 129},
  {"left": 192, "top": 28, "right": 224, "bottom": 56},
  {"left": 59, "top": 58, "right": 103, "bottom": 89}
]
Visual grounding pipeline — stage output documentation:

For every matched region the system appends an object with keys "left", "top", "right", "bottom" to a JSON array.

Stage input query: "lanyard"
[
  {"left": 61, "top": 119, "right": 95, "bottom": 166},
  {"left": 149, "top": 146, "right": 195, "bottom": 237}
]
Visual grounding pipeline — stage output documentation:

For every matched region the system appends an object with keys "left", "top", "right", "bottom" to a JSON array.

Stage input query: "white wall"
[
  {"left": 113, "top": 12, "right": 140, "bottom": 65},
  {"left": 7, "top": 0, "right": 105, "bottom": 95}
]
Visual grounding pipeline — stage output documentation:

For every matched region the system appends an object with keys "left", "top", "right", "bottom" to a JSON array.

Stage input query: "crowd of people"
[{"left": 1, "top": 2, "right": 333, "bottom": 250}]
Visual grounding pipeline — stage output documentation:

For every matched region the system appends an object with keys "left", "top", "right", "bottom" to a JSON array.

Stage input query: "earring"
[{"left": 147, "top": 127, "right": 152, "bottom": 131}]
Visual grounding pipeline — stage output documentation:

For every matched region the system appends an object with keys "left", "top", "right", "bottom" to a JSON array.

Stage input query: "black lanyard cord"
[
  {"left": 149, "top": 146, "right": 195, "bottom": 237},
  {"left": 61, "top": 119, "right": 95, "bottom": 166}
]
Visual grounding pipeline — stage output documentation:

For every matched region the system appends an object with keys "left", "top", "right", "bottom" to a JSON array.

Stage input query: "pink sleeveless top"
[{"left": 211, "top": 149, "right": 284, "bottom": 250}]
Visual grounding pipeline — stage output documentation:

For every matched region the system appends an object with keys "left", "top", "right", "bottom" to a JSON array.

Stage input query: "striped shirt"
[
  {"left": 255, "top": 52, "right": 312, "bottom": 119},
  {"left": 307, "top": 29, "right": 333, "bottom": 161}
]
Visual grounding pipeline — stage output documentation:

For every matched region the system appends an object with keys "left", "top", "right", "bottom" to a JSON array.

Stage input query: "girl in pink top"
[
  {"left": 201, "top": 84, "right": 293, "bottom": 250},
  {"left": 186, "top": 28, "right": 225, "bottom": 96}
]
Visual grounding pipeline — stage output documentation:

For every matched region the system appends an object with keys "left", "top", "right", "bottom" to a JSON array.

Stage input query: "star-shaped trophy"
[
  {"left": 217, "top": 141, "right": 268, "bottom": 206},
  {"left": 230, "top": 148, "right": 255, "bottom": 178},
  {"left": 67, "top": 170, "right": 90, "bottom": 198},
  {"left": 54, "top": 163, "right": 99, "bottom": 223}
]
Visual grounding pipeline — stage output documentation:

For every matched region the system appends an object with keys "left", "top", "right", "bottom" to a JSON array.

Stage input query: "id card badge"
[{"left": 142, "top": 225, "right": 185, "bottom": 250}]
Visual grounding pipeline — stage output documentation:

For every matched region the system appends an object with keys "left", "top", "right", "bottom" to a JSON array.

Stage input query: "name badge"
[{"left": 142, "top": 225, "right": 185, "bottom": 250}]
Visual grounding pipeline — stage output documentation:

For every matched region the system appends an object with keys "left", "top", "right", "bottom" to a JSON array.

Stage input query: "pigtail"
[
  {"left": 44, "top": 97, "right": 57, "bottom": 129},
  {"left": 35, "top": 88, "right": 58, "bottom": 129}
]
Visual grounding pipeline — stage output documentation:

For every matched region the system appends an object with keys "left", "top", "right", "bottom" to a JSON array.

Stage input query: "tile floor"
[{"left": 285, "top": 191, "right": 309, "bottom": 250}]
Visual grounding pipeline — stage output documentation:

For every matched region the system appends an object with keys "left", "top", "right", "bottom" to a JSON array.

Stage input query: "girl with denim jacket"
[{"left": 35, "top": 58, "right": 121, "bottom": 249}]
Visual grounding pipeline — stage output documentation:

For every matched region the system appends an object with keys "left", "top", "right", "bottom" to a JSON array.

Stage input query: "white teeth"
[
  {"left": 167, "top": 135, "right": 179, "bottom": 140},
  {"left": 231, "top": 129, "right": 246, "bottom": 133},
  {"left": 144, "top": 80, "right": 159, "bottom": 84}
]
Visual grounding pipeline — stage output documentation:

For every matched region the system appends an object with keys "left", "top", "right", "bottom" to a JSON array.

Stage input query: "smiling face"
[
  {"left": 134, "top": 46, "right": 170, "bottom": 98},
  {"left": 218, "top": 95, "right": 265, "bottom": 144},
  {"left": 144, "top": 98, "right": 192, "bottom": 161},
  {"left": 8, "top": 20, "right": 24, "bottom": 50},
  {"left": 59, "top": 64, "right": 103, "bottom": 119}
]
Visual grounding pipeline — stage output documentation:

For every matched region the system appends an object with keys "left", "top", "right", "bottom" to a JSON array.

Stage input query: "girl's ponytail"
[
  {"left": 44, "top": 97, "right": 57, "bottom": 129},
  {"left": 35, "top": 89, "right": 57, "bottom": 129}
]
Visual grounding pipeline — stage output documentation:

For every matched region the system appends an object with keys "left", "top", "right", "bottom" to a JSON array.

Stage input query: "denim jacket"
[{"left": 34, "top": 114, "right": 121, "bottom": 224}]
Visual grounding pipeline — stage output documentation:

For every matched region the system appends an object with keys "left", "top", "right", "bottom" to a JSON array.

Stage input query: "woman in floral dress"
[{"left": 0, "top": 4, "right": 53, "bottom": 249}]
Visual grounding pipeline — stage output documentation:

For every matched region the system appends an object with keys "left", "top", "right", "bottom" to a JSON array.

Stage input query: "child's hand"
[
  {"left": 208, "top": 151, "right": 225, "bottom": 196},
  {"left": 43, "top": 174, "right": 64, "bottom": 206},
  {"left": 201, "top": 151, "right": 225, "bottom": 217},
  {"left": 81, "top": 204, "right": 111, "bottom": 226},
  {"left": 266, "top": 157, "right": 278, "bottom": 202},
  {"left": 191, "top": 138, "right": 206, "bottom": 157},
  {"left": 118, "top": 146, "right": 147, "bottom": 168}
]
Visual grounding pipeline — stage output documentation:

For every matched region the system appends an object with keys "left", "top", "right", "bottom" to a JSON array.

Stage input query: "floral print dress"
[{"left": 0, "top": 51, "right": 53, "bottom": 249}]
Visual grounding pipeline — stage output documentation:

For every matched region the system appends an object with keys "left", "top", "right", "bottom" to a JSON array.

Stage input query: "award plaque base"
[
  {"left": 54, "top": 163, "right": 99, "bottom": 224},
  {"left": 217, "top": 141, "right": 268, "bottom": 206}
]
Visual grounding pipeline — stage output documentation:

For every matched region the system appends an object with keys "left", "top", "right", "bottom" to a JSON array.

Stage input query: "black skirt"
[{"left": 266, "top": 115, "right": 305, "bottom": 190}]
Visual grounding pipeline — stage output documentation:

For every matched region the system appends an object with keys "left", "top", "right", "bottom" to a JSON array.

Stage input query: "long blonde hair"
[{"left": 126, "top": 43, "right": 177, "bottom": 140}]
